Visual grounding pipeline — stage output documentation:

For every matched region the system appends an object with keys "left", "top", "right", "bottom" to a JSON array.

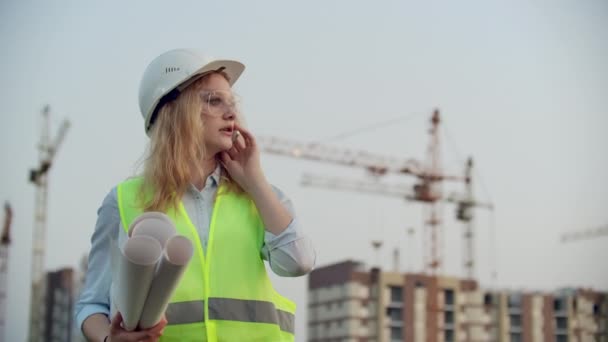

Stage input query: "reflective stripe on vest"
[
  {"left": 166, "top": 298, "right": 295, "bottom": 333},
  {"left": 165, "top": 300, "right": 205, "bottom": 325}
]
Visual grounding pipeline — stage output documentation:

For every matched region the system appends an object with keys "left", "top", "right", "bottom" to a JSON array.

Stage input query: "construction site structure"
[
  {"left": 371, "top": 240, "right": 383, "bottom": 269},
  {"left": 43, "top": 267, "right": 76, "bottom": 342},
  {"left": 28, "top": 105, "right": 70, "bottom": 342},
  {"left": 308, "top": 260, "right": 608, "bottom": 342},
  {"left": 1, "top": 202, "right": 13, "bottom": 341},
  {"left": 260, "top": 109, "right": 492, "bottom": 278},
  {"left": 445, "top": 157, "right": 494, "bottom": 279},
  {"left": 300, "top": 158, "right": 493, "bottom": 279},
  {"left": 561, "top": 224, "right": 608, "bottom": 243}
]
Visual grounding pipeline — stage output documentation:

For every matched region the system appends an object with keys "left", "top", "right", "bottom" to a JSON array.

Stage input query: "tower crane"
[
  {"left": 0, "top": 202, "right": 13, "bottom": 341},
  {"left": 27, "top": 105, "right": 70, "bottom": 342},
  {"left": 260, "top": 109, "right": 484, "bottom": 275},
  {"left": 301, "top": 157, "right": 493, "bottom": 278},
  {"left": 442, "top": 157, "right": 493, "bottom": 279}
]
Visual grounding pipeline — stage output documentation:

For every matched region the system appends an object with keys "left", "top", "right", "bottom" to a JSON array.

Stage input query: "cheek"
[
  {"left": 201, "top": 123, "right": 213, "bottom": 137},
  {"left": 201, "top": 117, "right": 218, "bottom": 135}
]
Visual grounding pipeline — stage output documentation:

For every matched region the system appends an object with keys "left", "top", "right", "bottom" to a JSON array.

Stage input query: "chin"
[
  {"left": 209, "top": 141, "right": 233, "bottom": 155},
  {"left": 221, "top": 137, "right": 234, "bottom": 150}
]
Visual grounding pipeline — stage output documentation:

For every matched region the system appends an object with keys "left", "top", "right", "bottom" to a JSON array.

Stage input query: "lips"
[{"left": 219, "top": 124, "right": 234, "bottom": 137}]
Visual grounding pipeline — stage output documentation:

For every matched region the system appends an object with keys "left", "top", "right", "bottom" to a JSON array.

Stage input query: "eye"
[{"left": 208, "top": 96, "right": 223, "bottom": 107}]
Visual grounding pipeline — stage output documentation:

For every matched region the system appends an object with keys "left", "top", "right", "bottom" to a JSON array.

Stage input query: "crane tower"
[
  {"left": 0, "top": 202, "right": 13, "bottom": 341},
  {"left": 27, "top": 105, "right": 70, "bottom": 341}
]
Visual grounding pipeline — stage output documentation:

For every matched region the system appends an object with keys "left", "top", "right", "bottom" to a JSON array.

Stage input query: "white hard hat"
[{"left": 138, "top": 48, "right": 245, "bottom": 134}]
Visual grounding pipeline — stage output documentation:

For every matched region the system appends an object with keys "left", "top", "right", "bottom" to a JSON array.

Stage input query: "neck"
[{"left": 192, "top": 156, "right": 218, "bottom": 191}]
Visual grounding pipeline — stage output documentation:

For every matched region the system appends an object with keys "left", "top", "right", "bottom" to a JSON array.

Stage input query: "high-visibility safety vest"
[{"left": 117, "top": 178, "right": 296, "bottom": 341}]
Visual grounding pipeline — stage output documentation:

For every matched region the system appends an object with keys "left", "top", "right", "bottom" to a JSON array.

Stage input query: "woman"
[{"left": 75, "top": 49, "right": 316, "bottom": 342}]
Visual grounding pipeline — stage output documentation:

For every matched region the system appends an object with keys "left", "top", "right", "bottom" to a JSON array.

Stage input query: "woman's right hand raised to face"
[{"left": 107, "top": 312, "right": 167, "bottom": 342}]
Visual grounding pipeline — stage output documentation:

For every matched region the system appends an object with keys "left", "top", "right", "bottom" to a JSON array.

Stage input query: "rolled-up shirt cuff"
[
  {"left": 263, "top": 218, "right": 299, "bottom": 250},
  {"left": 75, "top": 304, "right": 110, "bottom": 333},
  {"left": 262, "top": 217, "right": 316, "bottom": 276}
]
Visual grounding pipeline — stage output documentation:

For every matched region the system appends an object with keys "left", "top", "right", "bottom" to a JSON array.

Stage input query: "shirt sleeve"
[
  {"left": 73, "top": 187, "right": 119, "bottom": 333},
  {"left": 260, "top": 185, "right": 316, "bottom": 277}
]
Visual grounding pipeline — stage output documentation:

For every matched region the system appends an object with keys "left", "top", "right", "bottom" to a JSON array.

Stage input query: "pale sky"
[{"left": 1, "top": 1, "right": 607, "bottom": 341}]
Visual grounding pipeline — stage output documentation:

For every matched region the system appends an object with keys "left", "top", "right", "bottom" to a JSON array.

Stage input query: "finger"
[
  {"left": 234, "top": 124, "right": 257, "bottom": 148},
  {"left": 235, "top": 134, "right": 247, "bottom": 151},
  {"left": 231, "top": 129, "right": 241, "bottom": 143},
  {"left": 134, "top": 336, "right": 152, "bottom": 342},
  {"left": 148, "top": 331, "right": 163, "bottom": 341},
  {"left": 110, "top": 312, "right": 123, "bottom": 332},
  {"left": 219, "top": 151, "right": 230, "bottom": 163},
  {"left": 123, "top": 331, "right": 153, "bottom": 342},
  {"left": 235, "top": 125, "right": 254, "bottom": 145},
  {"left": 148, "top": 330, "right": 164, "bottom": 339},
  {"left": 226, "top": 147, "right": 238, "bottom": 160},
  {"left": 231, "top": 134, "right": 244, "bottom": 153},
  {"left": 139, "top": 335, "right": 157, "bottom": 342},
  {"left": 147, "top": 318, "right": 167, "bottom": 335},
  {"left": 220, "top": 152, "right": 236, "bottom": 169}
]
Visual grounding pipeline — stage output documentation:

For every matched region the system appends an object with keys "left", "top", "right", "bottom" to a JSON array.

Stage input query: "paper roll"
[
  {"left": 127, "top": 211, "right": 173, "bottom": 237},
  {"left": 114, "top": 235, "right": 162, "bottom": 331},
  {"left": 129, "top": 212, "right": 176, "bottom": 249},
  {"left": 138, "top": 235, "right": 194, "bottom": 329}
]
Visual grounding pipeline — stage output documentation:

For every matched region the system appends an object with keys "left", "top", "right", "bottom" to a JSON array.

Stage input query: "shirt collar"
[
  {"left": 208, "top": 164, "right": 221, "bottom": 187},
  {"left": 189, "top": 164, "right": 221, "bottom": 193}
]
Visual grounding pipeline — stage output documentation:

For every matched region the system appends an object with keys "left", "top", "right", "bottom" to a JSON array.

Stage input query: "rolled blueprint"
[
  {"left": 129, "top": 211, "right": 174, "bottom": 230},
  {"left": 128, "top": 211, "right": 175, "bottom": 243},
  {"left": 138, "top": 235, "right": 194, "bottom": 329},
  {"left": 114, "top": 235, "right": 162, "bottom": 331}
]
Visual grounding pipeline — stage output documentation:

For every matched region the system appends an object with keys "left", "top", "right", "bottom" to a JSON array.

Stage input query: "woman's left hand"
[{"left": 220, "top": 124, "right": 267, "bottom": 193}]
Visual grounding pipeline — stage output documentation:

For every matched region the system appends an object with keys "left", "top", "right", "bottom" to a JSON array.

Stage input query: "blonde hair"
[{"left": 140, "top": 71, "right": 242, "bottom": 212}]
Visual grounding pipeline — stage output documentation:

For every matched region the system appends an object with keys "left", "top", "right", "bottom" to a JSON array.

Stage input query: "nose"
[{"left": 222, "top": 107, "right": 236, "bottom": 120}]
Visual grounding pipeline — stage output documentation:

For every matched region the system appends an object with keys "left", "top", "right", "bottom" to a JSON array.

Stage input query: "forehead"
[{"left": 198, "top": 73, "right": 231, "bottom": 92}]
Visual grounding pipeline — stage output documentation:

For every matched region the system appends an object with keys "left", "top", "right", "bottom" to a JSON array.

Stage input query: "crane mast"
[
  {"left": 27, "top": 105, "right": 70, "bottom": 341},
  {"left": 0, "top": 202, "right": 13, "bottom": 341}
]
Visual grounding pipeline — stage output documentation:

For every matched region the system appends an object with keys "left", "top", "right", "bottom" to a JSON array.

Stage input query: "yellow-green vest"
[{"left": 117, "top": 178, "right": 296, "bottom": 342}]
